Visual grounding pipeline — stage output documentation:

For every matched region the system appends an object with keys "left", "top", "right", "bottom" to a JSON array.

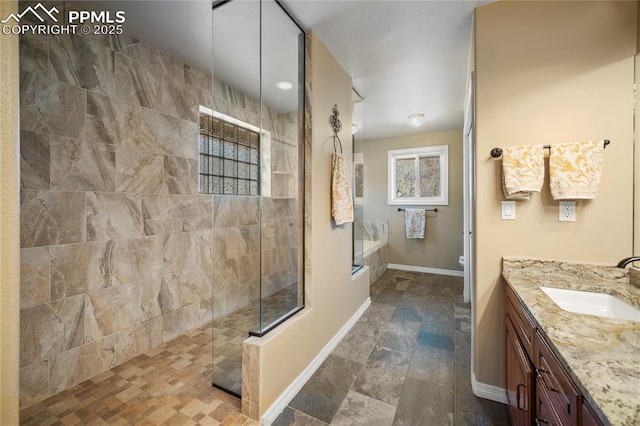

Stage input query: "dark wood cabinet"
[
  {"left": 505, "top": 282, "right": 603, "bottom": 426},
  {"left": 506, "top": 285, "right": 536, "bottom": 359},
  {"left": 580, "top": 400, "right": 604, "bottom": 426},
  {"left": 536, "top": 377, "right": 564, "bottom": 426},
  {"left": 534, "top": 331, "right": 580, "bottom": 425},
  {"left": 506, "top": 315, "right": 535, "bottom": 426}
]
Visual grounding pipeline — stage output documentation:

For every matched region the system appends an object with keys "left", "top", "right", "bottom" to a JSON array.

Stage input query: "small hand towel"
[
  {"left": 331, "top": 153, "right": 354, "bottom": 225},
  {"left": 502, "top": 145, "right": 545, "bottom": 200},
  {"left": 405, "top": 209, "right": 425, "bottom": 239},
  {"left": 549, "top": 140, "right": 604, "bottom": 200}
]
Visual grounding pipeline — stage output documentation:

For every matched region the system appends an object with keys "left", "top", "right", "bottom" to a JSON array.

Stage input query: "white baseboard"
[
  {"left": 261, "top": 297, "right": 372, "bottom": 425},
  {"left": 388, "top": 263, "right": 464, "bottom": 277},
  {"left": 471, "top": 372, "right": 508, "bottom": 404}
]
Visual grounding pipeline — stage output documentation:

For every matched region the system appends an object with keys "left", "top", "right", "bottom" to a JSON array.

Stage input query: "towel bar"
[
  {"left": 398, "top": 207, "right": 438, "bottom": 212},
  {"left": 490, "top": 140, "right": 610, "bottom": 158}
]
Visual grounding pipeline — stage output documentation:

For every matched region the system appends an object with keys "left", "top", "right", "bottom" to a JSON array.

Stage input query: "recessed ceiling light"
[
  {"left": 408, "top": 113, "right": 425, "bottom": 127},
  {"left": 275, "top": 80, "right": 295, "bottom": 90}
]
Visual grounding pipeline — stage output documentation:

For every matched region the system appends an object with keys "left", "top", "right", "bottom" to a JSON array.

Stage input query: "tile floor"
[
  {"left": 19, "top": 270, "right": 510, "bottom": 425},
  {"left": 272, "top": 269, "right": 510, "bottom": 425}
]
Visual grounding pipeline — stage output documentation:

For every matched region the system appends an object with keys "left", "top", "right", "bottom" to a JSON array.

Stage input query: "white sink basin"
[{"left": 540, "top": 287, "right": 640, "bottom": 322}]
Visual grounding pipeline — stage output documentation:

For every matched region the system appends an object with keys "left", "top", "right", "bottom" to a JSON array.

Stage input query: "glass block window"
[{"left": 199, "top": 113, "right": 260, "bottom": 195}]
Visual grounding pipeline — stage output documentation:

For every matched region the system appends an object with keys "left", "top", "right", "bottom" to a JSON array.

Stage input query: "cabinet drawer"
[
  {"left": 536, "top": 378, "right": 563, "bottom": 426},
  {"left": 506, "top": 283, "right": 536, "bottom": 359},
  {"left": 535, "top": 331, "right": 580, "bottom": 426}
]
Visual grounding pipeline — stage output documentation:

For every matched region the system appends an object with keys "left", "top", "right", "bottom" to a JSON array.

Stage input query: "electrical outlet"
[{"left": 559, "top": 201, "right": 576, "bottom": 222}]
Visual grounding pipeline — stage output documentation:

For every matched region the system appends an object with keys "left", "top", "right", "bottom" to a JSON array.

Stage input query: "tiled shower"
[{"left": 19, "top": 1, "right": 302, "bottom": 408}]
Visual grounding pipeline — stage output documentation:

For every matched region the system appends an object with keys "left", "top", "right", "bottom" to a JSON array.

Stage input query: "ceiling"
[
  {"left": 286, "top": 0, "right": 491, "bottom": 140},
  {"left": 90, "top": 0, "right": 491, "bottom": 140}
]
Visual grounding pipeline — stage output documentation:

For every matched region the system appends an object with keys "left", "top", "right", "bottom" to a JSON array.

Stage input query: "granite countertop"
[{"left": 502, "top": 257, "right": 640, "bottom": 426}]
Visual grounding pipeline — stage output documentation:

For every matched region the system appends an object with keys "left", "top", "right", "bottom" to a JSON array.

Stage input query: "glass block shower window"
[{"left": 198, "top": 114, "right": 260, "bottom": 195}]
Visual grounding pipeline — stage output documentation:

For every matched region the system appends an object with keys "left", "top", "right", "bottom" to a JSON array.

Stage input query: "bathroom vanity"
[{"left": 502, "top": 257, "right": 640, "bottom": 426}]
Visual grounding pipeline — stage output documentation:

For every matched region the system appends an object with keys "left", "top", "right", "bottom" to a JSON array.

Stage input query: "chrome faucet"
[{"left": 616, "top": 256, "right": 640, "bottom": 268}]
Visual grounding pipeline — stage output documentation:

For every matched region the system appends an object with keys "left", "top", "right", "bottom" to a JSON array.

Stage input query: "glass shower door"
[
  {"left": 210, "top": 0, "right": 261, "bottom": 397},
  {"left": 210, "top": 0, "right": 305, "bottom": 397},
  {"left": 254, "top": 0, "right": 305, "bottom": 337}
]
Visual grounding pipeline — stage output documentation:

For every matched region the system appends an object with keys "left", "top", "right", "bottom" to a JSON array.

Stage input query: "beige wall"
[
  {"left": 637, "top": 0, "right": 640, "bottom": 54},
  {"left": 474, "top": 0, "right": 636, "bottom": 389},
  {"left": 364, "top": 131, "right": 464, "bottom": 271},
  {"left": 635, "top": 3, "right": 640, "bottom": 256},
  {"left": 252, "top": 33, "right": 370, "bottom": 416},
  {"left": 636, "top": 54, "right": 640, "bottom": 255},
  {"left": 0, "top": 0, "right": 20, "bottom": 422}
]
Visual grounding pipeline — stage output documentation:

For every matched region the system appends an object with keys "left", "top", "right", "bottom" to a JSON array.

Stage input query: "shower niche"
[{"left": 209, "top": 0, "right": 305, "bottom": 396}]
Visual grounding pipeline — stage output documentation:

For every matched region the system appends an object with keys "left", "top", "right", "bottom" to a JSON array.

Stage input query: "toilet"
[{"left": 458, "top": 255, "right": 465, "bottom": 268}]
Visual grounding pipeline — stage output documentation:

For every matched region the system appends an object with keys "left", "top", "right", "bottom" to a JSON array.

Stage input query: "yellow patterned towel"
[
  {"left": 331, "top": 153, "right": 354, "bottom": 225},
  {"left": 502, "top": 145, "right": 545, "bottom": 200},
  {"left": 549, "top": 140, "right": 604, "bottom": 200}
]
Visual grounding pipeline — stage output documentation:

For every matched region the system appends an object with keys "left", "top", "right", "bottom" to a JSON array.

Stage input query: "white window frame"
[{"left": 388, "top": 145, "right": 448, "bottom": 206}]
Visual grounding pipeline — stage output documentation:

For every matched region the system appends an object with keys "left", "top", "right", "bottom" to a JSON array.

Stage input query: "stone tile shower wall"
[
  {"left": 18, "top": 23, "right": 298, "bottom": 408},
  {"left": 363, "top": 220, "right": 389, "bottom": 244},
  {"left": 363, "top": 220, "right": 389, "bottom": 283}
]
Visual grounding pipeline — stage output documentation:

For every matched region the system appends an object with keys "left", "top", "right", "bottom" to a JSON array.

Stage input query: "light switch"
[{"left": 501, "top": 201, "right": 516, "bottom": 220}]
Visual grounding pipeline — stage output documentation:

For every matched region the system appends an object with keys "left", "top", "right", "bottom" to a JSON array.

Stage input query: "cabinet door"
[
  {"left": 581, "top": 401, "right": 604, "bottom": 426},
  {"left": 536, "top": 379, "right": 563, "bottom": 426},
  {"left": 506, "top": 315, "right": 534, "bottom": 426},
  {"left": 535, "top": 331, "right": 580, "bottom": 425}
]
